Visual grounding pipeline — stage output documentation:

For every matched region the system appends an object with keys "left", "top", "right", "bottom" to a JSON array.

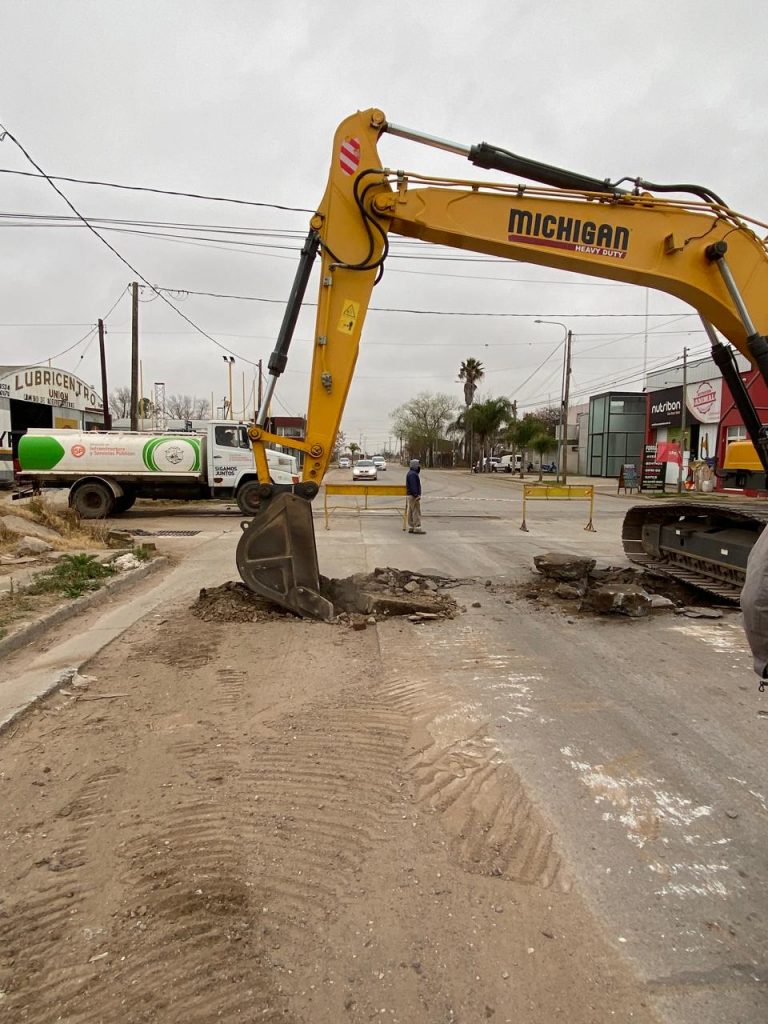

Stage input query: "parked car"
[
  {"left": 371, "top": 455, "right": 387, "bottom": 471},
  {"left": 352, "top": 459, "right": 378, "bottom": 480},
  {"left": 338, "top": 457, "right": 351, "bottom": 468}
]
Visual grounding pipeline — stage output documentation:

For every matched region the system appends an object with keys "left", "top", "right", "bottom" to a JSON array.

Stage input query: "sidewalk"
[{"left": 0, "top": 530, "right": 236, "bottom": 732}]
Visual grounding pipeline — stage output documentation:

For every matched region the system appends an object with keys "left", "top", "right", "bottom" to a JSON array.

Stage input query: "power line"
[
  {"left": 152, "top": 285, "right": 691, "bottom": 319},
  {"left": 25, "top": 286, "right": 128, "bottom": 368},
  {"left": 26, "top": 326, "right": 97, "bottom": 367},
  {"left": 0, "top": 122, "right": 262, "bottom": 370},
  {"left": 0, "top": 166, "right": 313, "bottom": 213}
]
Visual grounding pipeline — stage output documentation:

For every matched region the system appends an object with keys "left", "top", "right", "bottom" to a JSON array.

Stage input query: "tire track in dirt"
[
  {"left": 0, "top": 639, "right": 297, "bottom": 1023},
  {"left": 239, "top": 701, "right": 411, "bottom": 957},
  {"left": 96, "top": 663, "right": 294, "bottom": 1024},
  {"left": 378, "top": 620, "right": 567, "bottom": 890},
  {"left": 0, "top": 762, "right": 130, "bottom": 1022}
]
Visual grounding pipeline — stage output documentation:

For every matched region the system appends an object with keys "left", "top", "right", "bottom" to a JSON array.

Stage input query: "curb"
[{"left": 0, "top": 556, "right": 168, "bottom": 660}]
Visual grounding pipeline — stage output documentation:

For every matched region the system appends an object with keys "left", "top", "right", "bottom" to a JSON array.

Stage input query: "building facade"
[
  {"left": 0, "top": 364, "right": 105, "bottom": 483},
  {"left": 642, "top": 351, "right": 768, "bottom": 489},
  {"left": 586, "top": 391, "right": 646, "bottom": 477}
]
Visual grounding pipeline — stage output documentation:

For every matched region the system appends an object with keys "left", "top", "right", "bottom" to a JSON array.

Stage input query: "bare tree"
[
  {"left": 109, "top": 386, "right": 131, "bottom": 419},
  {"left": 193, "top": 396, "right": 210, "bottom": 419},
  {"left": 531, "top": 405, "right": 560, "bottom": 435},
  {"left": 332, "top": 430, "right": 347, "bottom": 460},
  {"left": 167, "top": 394, "right": 197, "bottom": 420}
]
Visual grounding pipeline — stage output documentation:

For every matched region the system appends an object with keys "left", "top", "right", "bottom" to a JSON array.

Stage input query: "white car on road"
[
  {"left": 353, "top": 459, "right": 378, "bottom": 481},
  {"left": 371, "top": 455, "right": 387, "bottom": 471}
]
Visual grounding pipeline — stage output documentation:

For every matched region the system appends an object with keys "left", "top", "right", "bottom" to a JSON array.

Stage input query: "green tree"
[
  {"left": 506, "top": 414, "right": 547, "bottom": 477},
  {"left": 458, "top": 358, "right": 485, "bottom": 465},
  {"left": 465, "top": 397, "right": 513, "bottom": 471},
  {"left": 529, "top": 431, "right": 557, "bottom": 480},
  {"left": 391, "top": 392, "right": 457, "bottom": 467},
  {"left": 348, "top": 441, "right": 360, "bottom": 462}
]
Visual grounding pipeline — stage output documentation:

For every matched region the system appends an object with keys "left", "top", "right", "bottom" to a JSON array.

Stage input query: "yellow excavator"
[{"left": 236, "top": 108, "right": 768, "bottom": 619}]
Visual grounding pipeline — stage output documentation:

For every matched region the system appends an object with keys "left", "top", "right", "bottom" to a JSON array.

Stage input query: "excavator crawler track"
[{"left": 622, "top": 500, "right": 768, "bottom": 603}]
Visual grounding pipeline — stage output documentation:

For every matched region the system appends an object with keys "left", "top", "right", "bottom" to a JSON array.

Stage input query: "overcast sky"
[{"left": 1, "top": 1, "right": 766, "bottom": 450}]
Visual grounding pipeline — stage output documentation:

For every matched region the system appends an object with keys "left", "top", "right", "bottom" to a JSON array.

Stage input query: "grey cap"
[{"left": 409, "top": 459, "right": 420, "bottom": 469}]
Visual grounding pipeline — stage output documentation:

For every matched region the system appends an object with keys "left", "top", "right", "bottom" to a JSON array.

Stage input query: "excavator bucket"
[{"left": 236, "top": 492, "right": 333, "bottom": 621}]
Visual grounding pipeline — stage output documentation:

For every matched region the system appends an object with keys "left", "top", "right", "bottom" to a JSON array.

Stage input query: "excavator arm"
[{"left": 237, "top": 108, "right": 768, "bottom": 619}]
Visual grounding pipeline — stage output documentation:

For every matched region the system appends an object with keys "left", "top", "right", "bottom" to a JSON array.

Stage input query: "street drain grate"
[{"left": 152, "top": 530, "right": 201, "bottom": 537}]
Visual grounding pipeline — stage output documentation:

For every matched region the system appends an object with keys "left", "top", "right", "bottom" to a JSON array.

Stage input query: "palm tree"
[
  {"left": 458, "top": 358, "right": 484, "bottom": 466},
  {"left": 349, "top": 442, "right": 360, "bottom": 463},
  {"left": 465, "top": 397, "right": 513, "bottom": 471}
]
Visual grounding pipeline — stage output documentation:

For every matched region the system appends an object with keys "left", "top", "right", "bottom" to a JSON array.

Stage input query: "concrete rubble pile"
[
  {"left": 193, "top": 568, "right": 459, "bottom": 627},
  {"left": 524, "top": 551, "right": 724, "bottom": 620}
]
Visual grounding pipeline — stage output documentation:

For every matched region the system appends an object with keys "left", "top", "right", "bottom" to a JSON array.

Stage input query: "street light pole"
[
  {"left": 534, "top": 319, "right": 570, "bottom": 483},
  {"left": 561, "top": 330, "right": 572, "bottom": 485},
  {"left": 223, "top": 355, "right": 235, "bottom": 420}
]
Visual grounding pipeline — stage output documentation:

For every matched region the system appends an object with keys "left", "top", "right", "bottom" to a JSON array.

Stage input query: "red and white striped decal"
[{"left": 339, "top": 137, "right": 361, "bottom": 176}]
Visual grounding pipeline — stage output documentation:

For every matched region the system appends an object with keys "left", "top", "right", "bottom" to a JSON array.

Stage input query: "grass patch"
[
  {"left": 27, "top": 553, "right": 117, "bottom": 599},
  {"left": 0, "top": 592, "right": 45, "bottom": 636}
]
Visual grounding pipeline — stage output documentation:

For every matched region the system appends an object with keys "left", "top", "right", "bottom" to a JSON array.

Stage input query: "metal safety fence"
[
  {"left": 323, "top": 484, "right": 408, "bottom": 531},
  {"left": 520, "top": 483, "right": 596, "bottom": 533}
]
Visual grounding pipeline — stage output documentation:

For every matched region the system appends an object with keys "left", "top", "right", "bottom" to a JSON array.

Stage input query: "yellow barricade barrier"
[
  {"left": 520, "top": 484, "right": 596, "bottom": 533},
  {"left": 323, "top": 483, "right": 408, "bottom": 531}
]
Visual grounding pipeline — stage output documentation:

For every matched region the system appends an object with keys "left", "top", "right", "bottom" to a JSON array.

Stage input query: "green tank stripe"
[{"left": 18, "top": 435, "right": 66, "bottom": 471}]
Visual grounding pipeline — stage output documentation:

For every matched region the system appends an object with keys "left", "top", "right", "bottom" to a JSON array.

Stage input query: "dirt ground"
[{"left": 0, "top": 588, "right": 658, "bottom": 1024}]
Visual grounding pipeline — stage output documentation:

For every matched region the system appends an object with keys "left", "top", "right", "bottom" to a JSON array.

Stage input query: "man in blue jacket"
[{"left": 406, "top": 458, "right": 425, "bottom": 534}]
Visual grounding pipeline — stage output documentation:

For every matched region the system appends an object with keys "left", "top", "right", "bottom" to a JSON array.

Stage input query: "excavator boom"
[{"left": 237, "top": 108, "right": 768, "bottom": 618}]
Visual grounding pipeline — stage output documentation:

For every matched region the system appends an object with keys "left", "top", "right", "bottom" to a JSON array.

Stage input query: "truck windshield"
[{"left": 215, "top": 426, "right": 250, "bottom": 450}]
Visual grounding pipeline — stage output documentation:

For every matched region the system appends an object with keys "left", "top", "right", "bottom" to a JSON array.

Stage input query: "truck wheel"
[
  {"left": 236, "top": 481, "right": 263, "bottom": 516},
  {"left": 71, "top": 481, "right": 115, "bottom": 519},
  {"left": 114, "top": 490, "right": 136, "bottom": 514}
]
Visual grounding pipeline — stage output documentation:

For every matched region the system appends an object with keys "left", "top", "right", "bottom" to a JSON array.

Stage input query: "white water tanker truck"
[{"left": 15, "top": 422, "right": 299, "bottom": 518}]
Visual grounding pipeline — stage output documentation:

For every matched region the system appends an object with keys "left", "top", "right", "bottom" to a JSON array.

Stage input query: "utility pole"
[
  {"left": 678, "top": 346, "right": 688, "bottom": 494},
  {"left": 561, "top": 329, "right": 572, "bottom": 485},
  {"left": 257, "top": 359, "right": 263, "bottom": 409},
  {"left": 97, "top": 318, "right": 112, "bottom": 430},
  {"left": 130, "top": 282, "right": 139, "bottom": 430}
]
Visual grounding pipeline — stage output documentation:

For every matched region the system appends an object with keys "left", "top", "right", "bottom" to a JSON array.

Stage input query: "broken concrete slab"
[
  {"left": 554, "top": 581, "right": 586, "bottom": 600},
  {"left": 534, "top": 552, "right": 596, "bottom": 582},
  {"left": 15, "top": 536, "right": 54, "bottom": 557},
  {"left": 589, "top": 584, "right": 651, "bottom": 618},
  {"left": 678, "top": 606, "right": 724, "bottom": 619},
  {"left": 1, "top": 515, "right": 61, "bottom": 542}
]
